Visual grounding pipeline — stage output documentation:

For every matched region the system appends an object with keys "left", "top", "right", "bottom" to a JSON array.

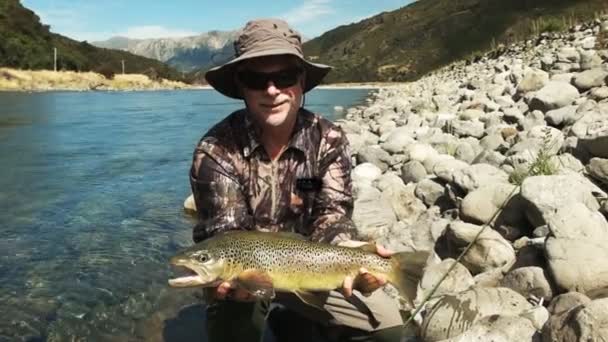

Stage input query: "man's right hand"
[{"left": 214, "top": 281, "right": 256, "bottom": 302}]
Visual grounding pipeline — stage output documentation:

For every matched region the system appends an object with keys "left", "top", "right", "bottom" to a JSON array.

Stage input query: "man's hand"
[
  {"left": 213, "top": 281, "right": 256, "bottom": 302},
  {"left": 338, "top": 240, "right": 392, "bottom": 297}
]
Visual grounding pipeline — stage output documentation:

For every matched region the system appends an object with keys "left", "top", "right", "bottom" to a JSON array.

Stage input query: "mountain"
[
  {"left": 303, "top": 0, "right": 608, "bottom": 83},
  {"left": 0, "top": 0, "right": 183, "bottom": 80},
  {"left": 93, "top": 31, "right": 238, "bottom": 72}
]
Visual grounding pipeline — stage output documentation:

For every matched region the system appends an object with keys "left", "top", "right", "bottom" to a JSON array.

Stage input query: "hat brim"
[{"left": 205, "top": 50, "right": 332, "bottom": 99}]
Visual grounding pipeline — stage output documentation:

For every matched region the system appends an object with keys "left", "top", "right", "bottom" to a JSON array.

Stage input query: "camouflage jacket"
[{"left": 190, "top": 108, "right": 357, "bottom": 244}]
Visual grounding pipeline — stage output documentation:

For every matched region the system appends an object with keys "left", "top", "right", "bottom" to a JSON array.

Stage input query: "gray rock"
[
  {"left": 571, "top": 110, "right": 608, "bottom": 158},
  {"left": 572, "top": 68, "right": 608, "bottom": 91},
  {"left": 460, "top": 183, "right": 529, "bottom": 240},
  {"left": 442, "top": 221, "right": 516, "bottom": 274},
  {"left": 500, "top": 266, "right": 554, "bottom": 302},
  {"left": 379, "top": 127, "right": 414, "bottom": 154},
  {"left": 415, "top": 178, "right": 447, "bottom": 207},
  {"left": 408, "top": 206, "right": 451, "bottom": 252},
  {"left": 545, "top": 105, "right": 578, "bottom": 126},
  {"left": 587, "top": 157, "right": 608, "bottom": 184},
  {"left": 520, "top": 174, "right": 604, "bottom": 226},
  {"left": 517, "top": 68, "right": 549, "bottom": 94},
  {"left": 421, "top": 287, "right": 532, "bottom": 341},
  {"left": 377, "top": 176, "right": 427, "bottom": 225},
  {"left": 417, "top": 258, "right": 474, "bottom": 302},
  {"left": 458, "top": 109, "right": 485, "bottom": 121},
  {"left": 546, "top": 203, "right": 608, "bottom": 297},
  {"left": 449, "top": 119, "right": 485, "bottom": 138},
  {"left": 454, "top": 142, "right": 476, "bottom": 164},
  {"left": 590, "top": 86, "right": 608, "bottom": 100},
  {"left": 440, "top": 315, "right": 539, "bottom": 342},
  {"left": 542, "top": 297, "right": 608, "bottom": 342},
  {"left": 352, "top": 185, "right": 396, "bottom": 240},
  {"left": 356, "top": 145, "right": 390, "bottom": 172},
  {"left": 452, "top": 163, "right": 510, "bottom": 193},
  {"left": 352, "top": 163, "right": 383, "bottom": 188},
  {"left": 529, "top": 81, "right": 580, "bottom": 112},
  {"left": 403, "top": 143, "right": 438, "bottom": 163},
  {"left": 433, "top": 158, "right": 469, "bottom": 182},
  {"left": 400, "top": 160, "right": 427, "bottom": 184}
]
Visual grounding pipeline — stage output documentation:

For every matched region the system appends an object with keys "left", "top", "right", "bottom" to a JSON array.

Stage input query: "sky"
[{"left": 22, "top": 0, "right": 414, "bottom": 42}]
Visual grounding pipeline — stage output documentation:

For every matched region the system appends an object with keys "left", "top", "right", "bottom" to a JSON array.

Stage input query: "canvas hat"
[{"left": 205, "top": 18, "right": 332, "bottom": 99}]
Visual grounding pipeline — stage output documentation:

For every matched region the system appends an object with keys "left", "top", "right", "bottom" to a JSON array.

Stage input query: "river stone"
[
  {"left": 587, "top": 157, "right": 608, "bottom": 184},
  {"left": 417, "top": 258, "right": 474, "bottom": 303},
  {"left": 517, "top": 68, "right": 549, "bottom": 94},
  {"left": 400, "top": 160, "right": 427, "bottom": 184},
  {"left": 450, "top": 119, "right": 485, "bottom": 138},
  {"left": 433, "top": 158, "right": 469, "bottom": 182},
  {"left": 356, "top": 145, "right": 390, "bottom": 172},
  {"left": 380, "top": 127, "right": 415, "bottom": 154},
  {"left": 570, "top": 107, "right": 608, "bottom": 158},
  {"left": 352, "top": 163, "right": 383, "bottom": 188},
  {"left": 441, "top": 221, "right": 516, "bottom": 274},
  {"left": 404, "top": 143, "right": 438, "bottom": 163},
  {"left": 545, "top": 203, "right": 608, "bottom": 297},
  {"left": 571, "top": 68, "right": 608, "bottom": 91},
  {"left": 590, "top": 86, "right": 608, "bottom": 100},
  {"left": 529, "top": 81, "right": 580, "bottom": 112},
  {"left": 542, "top": 297, "right": 608, "bottom": 342},
  {"left": 520, "top": 174, "right": 604, "bottom": 227},
  {"left": 440, "top": 315, "right": 539, "bottom": 342},
  {"left": 460, "top": 183, "right": 529, "bottom": 240},
  {"left": 377, "top": 175, "right": 426, "bottom": 224},
  {"left": 545, "top": 105, "right": 578, "bottom": 126},
  {"left": 415, "top": 179, "right": 447, "bottom": 207},
  {"left": 409, "top": 207, "right": 450, "bottom": 252},
  {"left": 352, "top": 185, "right": 396, "bottom": 240},
  {"left": 421, "top": 287, "right": 532, "bottom": 341},
  {"left": 452, "top": 163, "right": 509, "bottom": 193},
  {"left": 500, "top": 266, "right": 554, "bottom": 302}
]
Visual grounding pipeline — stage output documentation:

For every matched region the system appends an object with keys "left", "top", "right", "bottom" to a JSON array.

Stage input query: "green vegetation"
[
  {"left": 0, "top": 0, "right": 184, "bottom": 81},
  {"left": 508, "top": 129, "right": 559, "bottom": 186},
  {"left": 303, "top": 0, "right": 608, "bottom": 83}
]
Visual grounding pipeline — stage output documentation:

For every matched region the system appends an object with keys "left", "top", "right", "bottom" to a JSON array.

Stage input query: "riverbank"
[
  {"left": 0, "top": 68, "right": 195, "bottom": 91},
  {"left": 338, "top": 14, "right": 608, "bottom": 340}
]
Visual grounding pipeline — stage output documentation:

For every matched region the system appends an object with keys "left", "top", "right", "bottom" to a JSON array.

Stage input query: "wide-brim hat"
[{"left": 205, "top": 18, "right": 332, "bottom": 99}]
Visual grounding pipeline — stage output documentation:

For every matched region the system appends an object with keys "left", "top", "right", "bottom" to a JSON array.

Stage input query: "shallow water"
[{"left": 0, "top": 88, "right": 372, "bottom": 341}]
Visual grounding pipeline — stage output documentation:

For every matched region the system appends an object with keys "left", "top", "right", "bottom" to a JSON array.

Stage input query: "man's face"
[{"left": 237, "top": 55, "right": 304, "bottom": 130}]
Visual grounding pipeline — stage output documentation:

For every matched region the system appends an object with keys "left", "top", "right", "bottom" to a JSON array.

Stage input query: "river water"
[{"left": 0, "top": 88, "right": 372, "bottom": 341}]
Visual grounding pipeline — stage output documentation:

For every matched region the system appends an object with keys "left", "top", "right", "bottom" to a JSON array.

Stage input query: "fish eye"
[{"left": 197, "top": 253, "right": 210, "bottom": 263}]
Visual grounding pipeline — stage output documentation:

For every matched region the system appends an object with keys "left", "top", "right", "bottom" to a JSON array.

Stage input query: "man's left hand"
[{"left": 338, "top": 240, "right": 392, "bottom": 297}]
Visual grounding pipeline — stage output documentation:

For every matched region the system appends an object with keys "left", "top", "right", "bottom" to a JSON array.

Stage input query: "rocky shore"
[
  {"left": 0, "top": 68, "right": 193, "bottom": 91},
  {"left": 338, "top": 14, "right": 608, "bottom": 341}
]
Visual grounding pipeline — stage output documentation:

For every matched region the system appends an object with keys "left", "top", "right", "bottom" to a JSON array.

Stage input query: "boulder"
[
  {"left": 500, "top": 266, "right": 554, "bottom": 302},
  {"left": 452, "top": 164, "right": 510, "bottom": 193},
  {"left": 352, "top": 185, "right": 396, "bottom": 240},
  {"left": 528, "top": 81, "right": 580, "bottom": 112}
]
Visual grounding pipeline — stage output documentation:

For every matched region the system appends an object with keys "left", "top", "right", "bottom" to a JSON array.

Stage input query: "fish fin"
[
  {"left": 234, "top": 269, "right": 275, "bottom": 300},
  {"left": 389, "top": 251, "right": 431, "bottom": 306},
  {"left": 357, "top": 243, "right": 377, "bottom": 253},
  {"left": 294, "top": 291, "right": 326, "bottom": 310}
]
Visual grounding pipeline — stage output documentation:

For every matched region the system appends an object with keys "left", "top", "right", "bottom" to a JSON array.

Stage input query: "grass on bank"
[{"left": 0, "top": 68, "right": 191, "bottom": 91}]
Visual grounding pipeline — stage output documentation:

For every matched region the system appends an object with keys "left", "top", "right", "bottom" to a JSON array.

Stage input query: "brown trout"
[{"left": 168, "top": 231, "right": 428, "bottom": 304}]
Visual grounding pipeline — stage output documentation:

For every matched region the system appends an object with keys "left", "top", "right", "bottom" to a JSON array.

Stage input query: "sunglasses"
[{"left": 236, "top": 67, "right": 303, "bottom": 90}]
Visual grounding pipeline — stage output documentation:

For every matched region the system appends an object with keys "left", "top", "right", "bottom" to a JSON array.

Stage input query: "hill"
[
  {"left": 92, "top": 31, "right": 237, "bottom": 72},
  {"left": 303, "top": 0, "right": 608, "bottom": 83},
  {"left": 0, "top": 0, "right": 183, "bottom": 80}
]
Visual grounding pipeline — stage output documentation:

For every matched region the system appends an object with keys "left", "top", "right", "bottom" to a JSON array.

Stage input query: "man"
[{"left": 190, "top": 18, "right": 405, "bottom": 341}]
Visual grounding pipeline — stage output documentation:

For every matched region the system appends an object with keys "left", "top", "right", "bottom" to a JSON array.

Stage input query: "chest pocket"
[{"left": 287, "top": 149, "right": 321, "bottom": 236}]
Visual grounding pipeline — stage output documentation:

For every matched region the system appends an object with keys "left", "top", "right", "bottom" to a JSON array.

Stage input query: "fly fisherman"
[{"left": 190, "top": 18, "right": 405, "bottom": 342}]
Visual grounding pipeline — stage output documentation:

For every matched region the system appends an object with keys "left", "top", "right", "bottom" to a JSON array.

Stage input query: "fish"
[{"left": 168, "top": 230, "right": 429, "bottom": 306}]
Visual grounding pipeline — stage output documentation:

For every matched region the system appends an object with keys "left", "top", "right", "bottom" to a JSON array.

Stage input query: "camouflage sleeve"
[
  {"left": 190, "top": 139, "right": 252, "bottom": 243},
  {"left": 310, "top": 127, "right": 358, "bottom": 244}
]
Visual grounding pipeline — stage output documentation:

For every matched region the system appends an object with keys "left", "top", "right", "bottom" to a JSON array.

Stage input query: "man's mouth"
[{"left": 262, "top": 100, "right": 287, "bottom": 109}]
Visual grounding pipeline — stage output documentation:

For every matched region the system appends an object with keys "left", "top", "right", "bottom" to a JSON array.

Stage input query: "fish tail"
[{"left": 389, "top": 251, "right": 430, "bottom": 306}]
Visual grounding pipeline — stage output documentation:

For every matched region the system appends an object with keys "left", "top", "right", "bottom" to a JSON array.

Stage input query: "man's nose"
[{"left": 264, "top": 81, "right": 281, "bottom": 95}]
